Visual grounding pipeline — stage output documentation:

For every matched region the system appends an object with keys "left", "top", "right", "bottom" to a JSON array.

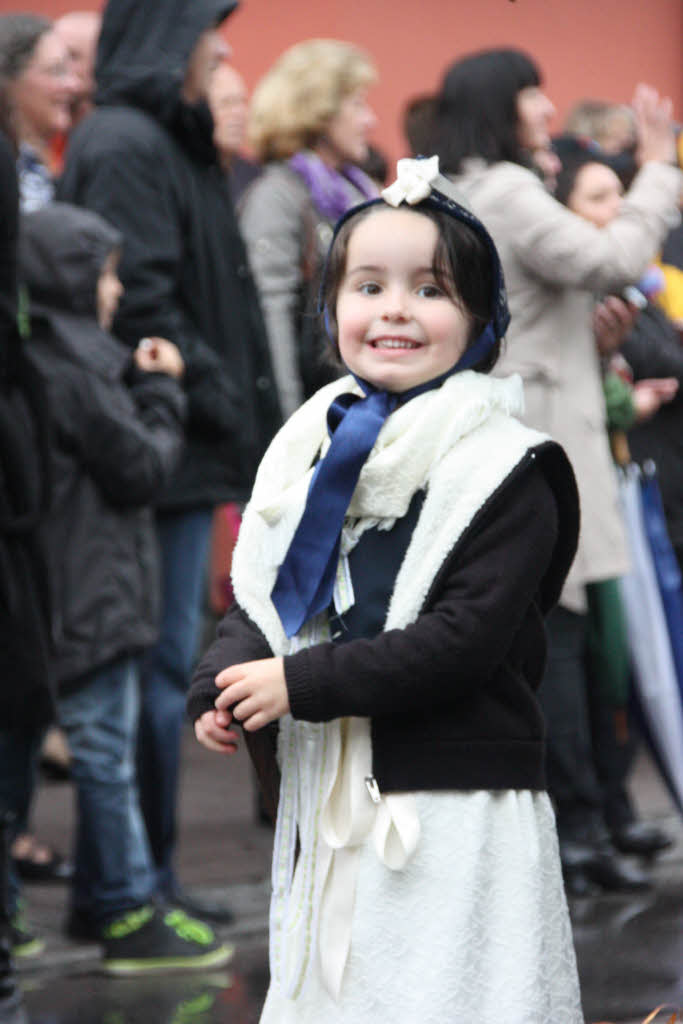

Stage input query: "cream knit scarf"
[{"left": 231, "top": 370, "right": 548, "bottom": 1001}]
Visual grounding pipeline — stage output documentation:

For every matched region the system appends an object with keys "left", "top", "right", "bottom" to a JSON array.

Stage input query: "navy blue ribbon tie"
[{"left": 271, "top": 385, "right": 399, "bottom": 637}]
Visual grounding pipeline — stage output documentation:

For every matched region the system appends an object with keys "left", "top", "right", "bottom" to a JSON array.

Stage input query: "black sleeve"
[
  {"left": 284, "top": 465, "right": 559, "bottom": 722},
  {"left": 621, "top": 304, "right": 683, "bottom": 383},
  {"left": 61, "top": 365, "right": 186, "bottom": 507},
  {"left": 187, "top": 602, "right": 274, "bottom": 723},
  {"left": 59, "top": 130, "right": 243, "bottom": 440},
  {"left": 0, "top": 131, "right": 19, "bottom": 387}
]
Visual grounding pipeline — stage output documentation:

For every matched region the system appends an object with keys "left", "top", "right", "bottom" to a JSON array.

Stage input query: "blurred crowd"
[{"left": 1, "top": 0, "right": 682, "bottom": 1014}]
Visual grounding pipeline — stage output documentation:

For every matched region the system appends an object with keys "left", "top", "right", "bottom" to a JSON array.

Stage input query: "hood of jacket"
[
  {"left": 20, "top": 201, "right": 121, "bottom": 317},
  {"left": 94, "top": 0, "right": 237, "bottom": 149},
  {"left": 19, "top": 201, "right": 130, "bottom": 380}
]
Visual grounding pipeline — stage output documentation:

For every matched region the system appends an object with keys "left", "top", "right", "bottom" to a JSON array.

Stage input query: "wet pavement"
[{"left": 13, "top": 726, "right": 683, "bottom": 1024}]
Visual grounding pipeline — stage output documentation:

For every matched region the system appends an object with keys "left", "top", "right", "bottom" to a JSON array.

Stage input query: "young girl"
[{"left": 188, "top": 158, "right": 583, "bottom": 1023}]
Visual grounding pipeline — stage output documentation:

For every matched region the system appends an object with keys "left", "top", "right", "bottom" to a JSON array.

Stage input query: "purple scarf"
[{"left": 288, "top": 150, "right": 378, "bottom": 222}]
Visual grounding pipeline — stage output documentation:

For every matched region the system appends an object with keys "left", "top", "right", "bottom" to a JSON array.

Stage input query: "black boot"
[
  {"left": 559, "top": 834, "right": 651, "bottom": 896},
  {"left": 0, "top": 813, "right": 29, "bottom": 1024},
  {"left": 610, "top": 820, "right": 673, "bottom": 858}
]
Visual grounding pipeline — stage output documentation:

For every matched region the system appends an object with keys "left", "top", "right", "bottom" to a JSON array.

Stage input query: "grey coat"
[{"left": 240, "top": 163, "right": 355, "bottom": 417}]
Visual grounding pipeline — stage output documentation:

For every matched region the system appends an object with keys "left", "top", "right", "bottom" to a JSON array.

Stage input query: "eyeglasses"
[{"left": 27, "top": 60, "right": 73, "bottom": 81}]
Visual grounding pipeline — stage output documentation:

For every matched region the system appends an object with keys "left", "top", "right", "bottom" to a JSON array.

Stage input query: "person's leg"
[
  {"left": 59, "top": 656, "right": 232, "bottom": 973},
  {"left": 583, "top": 579, "right": 636, "bottom": 830},
  {"left": 539, "top": 607, "right": 650, "bottom": 894},
  {"left": 539, "top": 607, "right": 606, "bottom": 842},
  {"left": 0, "top": 727, "right": 43, "bottom": 920},
  {"left": 585, "top": 579, "right": 673, "bottom": 856},
  {"left": 0, "top": 813, "right": 29, "bottom": 1024},
  {"left": 587, "top": 675, "right": 674, "bottom": 856},
  {"left": 137, "top": 507, "right": 213, "bottom": 898},
  {"left": 58, "top": 656, "right": 156, "bottom": 926}
]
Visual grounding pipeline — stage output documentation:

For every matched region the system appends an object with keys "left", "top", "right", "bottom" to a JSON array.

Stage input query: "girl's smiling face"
[{"left": 335, "top": 207, "right": 472, "bottom": 393}]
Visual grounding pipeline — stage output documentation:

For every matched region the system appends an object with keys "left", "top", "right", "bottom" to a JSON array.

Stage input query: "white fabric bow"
[{"left": 381, "top": 155, "right": 441, "bottom": 207}]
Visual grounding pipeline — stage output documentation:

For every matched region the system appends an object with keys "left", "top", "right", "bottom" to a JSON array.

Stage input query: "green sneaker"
[
  {"left": 100, "top": 905, "right": 233, "bottom": 976},
  {"left": 10, "top": 908, "right": 45, "bottom": 958}
]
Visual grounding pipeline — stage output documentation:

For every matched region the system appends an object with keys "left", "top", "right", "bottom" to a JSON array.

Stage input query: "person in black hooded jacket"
[
  {"left": 59, "top": 0, "right": 282, "bottom": 915},
  {"left": 0, "top": 101, "right": 40, "bottom": 1024},
  {"left": 10, "top": 200, "right": 232, "bottom": 974}
]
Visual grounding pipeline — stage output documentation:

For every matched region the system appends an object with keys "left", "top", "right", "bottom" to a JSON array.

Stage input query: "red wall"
[{"left": 26, "top": 0, "right": 683, "bottom": 166}]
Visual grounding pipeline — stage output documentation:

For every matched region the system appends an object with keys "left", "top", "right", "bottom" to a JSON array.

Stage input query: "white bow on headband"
[{"left": 381, "top": 155, "right": 441, "bottom": 207}]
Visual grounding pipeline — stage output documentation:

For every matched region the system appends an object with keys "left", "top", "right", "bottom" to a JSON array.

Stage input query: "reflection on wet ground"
[
  {"left": 13, "top": 731, "right": 683, "bottom": 1024},
  {"left": 21, "top": 944, "right": 268, "bottom": 1024},
  {"left": 571, "top": 875, "right": 683, "bottom": 1023},
  {"left": 18, "top": 875, "right": 683, "bottom": 1024}
]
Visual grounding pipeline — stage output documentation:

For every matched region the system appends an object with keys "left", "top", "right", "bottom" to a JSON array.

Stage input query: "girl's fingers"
[
  {"left": 215, "top": 665, "right": 246, "bottom": 688},
  {"left": 194, "top": 718, "right": 239, "bottom": 753},
  {"left": 196, "top": 732, "right": 233, "bottom": 753},
  {"left": 215, "top": 680, "right": 250, "bottom": 710},
  {"left": 214, "top": 689, "right": 232, "bottom": 710},
  {"left": 242, "top": 711, "right": 269, "bottom": 733},
  {"left": 201, "top": 710, "right": 238, "bottom": 741},
  {"left": 201, "top": 715, "right": 239, "bottom": 744},
  {"left": 232, "top": 696, "right": 263, "bottom": 723}
]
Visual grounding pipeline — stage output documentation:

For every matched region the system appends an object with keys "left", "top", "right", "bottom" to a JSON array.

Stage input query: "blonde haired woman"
[{"left": 240, "top": 39, "right": 377, "bottom": 417}]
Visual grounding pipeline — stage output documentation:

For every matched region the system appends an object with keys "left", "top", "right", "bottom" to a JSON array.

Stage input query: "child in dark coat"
[{"left": 0, "top": 201, "right": 232, "bottom": 974}]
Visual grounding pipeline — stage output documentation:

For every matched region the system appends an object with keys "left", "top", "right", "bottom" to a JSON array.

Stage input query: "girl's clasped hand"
[{"left": 194, "top": 656, "right": 289, "bottom": 752}]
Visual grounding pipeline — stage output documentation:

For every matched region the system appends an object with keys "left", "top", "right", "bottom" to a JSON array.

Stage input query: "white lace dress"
[{"left": 259, "top": 721, "right": 583, "bottom": 1024}]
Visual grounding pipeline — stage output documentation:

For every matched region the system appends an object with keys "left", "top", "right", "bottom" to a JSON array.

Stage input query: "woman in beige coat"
[{"left": 428, "top": 47, "right": 682, "bottom": 895}]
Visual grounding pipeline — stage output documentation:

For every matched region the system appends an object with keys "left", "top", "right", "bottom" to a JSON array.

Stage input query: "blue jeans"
[
  {"left": 58, "top": 656, "right": 155, "bottom": 924},
  {"left": 137, "top": 507, "right": 213, "bottom": 897},
  {"left": 0, "top": 726, "right": 44, "bottom": 916}
]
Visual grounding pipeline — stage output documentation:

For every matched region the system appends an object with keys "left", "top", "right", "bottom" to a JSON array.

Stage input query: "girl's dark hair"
[
  {"left": 0, "top": 14, "right": 52, "bottom": 82},
  {"left": 427, "top": 48, "right": 542, "bottom": 173},
  {"left": 322, "top": 204, "right": 500, "bottom": 375}
]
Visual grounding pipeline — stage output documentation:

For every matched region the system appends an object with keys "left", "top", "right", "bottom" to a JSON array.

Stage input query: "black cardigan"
[{"left": 188, "top": 443, "right": 579, "bottom": 796}]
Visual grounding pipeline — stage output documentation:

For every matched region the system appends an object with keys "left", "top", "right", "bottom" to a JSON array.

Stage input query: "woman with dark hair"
[
  {"left": 428, "top": 47, "right": 682, "bottom": 895},
  {"left": 432, "top": 49, "right": 544, "bottom": 170}
]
